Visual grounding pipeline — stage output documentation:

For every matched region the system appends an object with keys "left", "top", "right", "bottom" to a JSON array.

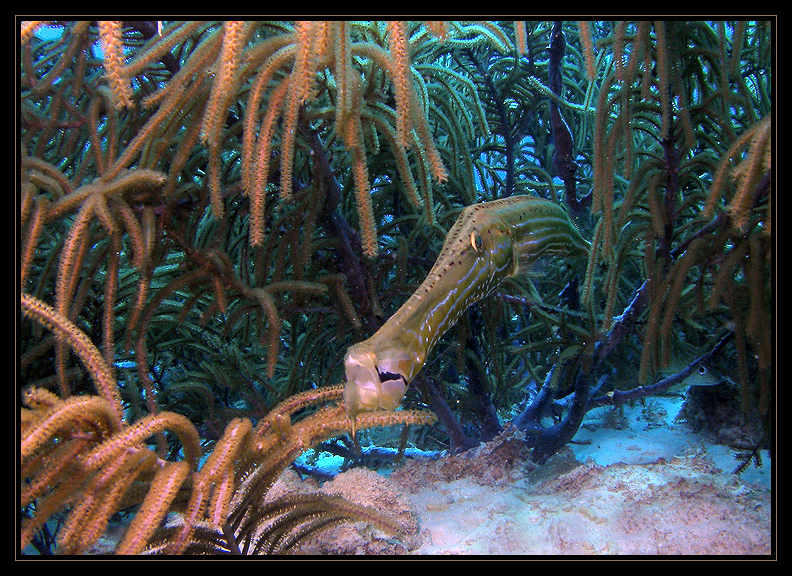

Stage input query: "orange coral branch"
[{"left": 98, "top": 21, "right": 133, "bottom": 109}]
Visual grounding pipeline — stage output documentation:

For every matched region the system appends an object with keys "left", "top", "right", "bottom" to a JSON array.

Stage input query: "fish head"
[
  {"left": 343, "top": 343, "right": 409, "bottom": 435},
  {"left": 683, "top": 362, "right": 725, "bottom": 388},
  {"left": 661, "top": 342, "right": 731, "bottom": 391}
]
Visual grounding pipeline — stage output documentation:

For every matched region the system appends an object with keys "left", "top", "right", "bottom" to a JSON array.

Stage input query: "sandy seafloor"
[{"left": 278, "top": 394, "right": 773, "bottom": 556}]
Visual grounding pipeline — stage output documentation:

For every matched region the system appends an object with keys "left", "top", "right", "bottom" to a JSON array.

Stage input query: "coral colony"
[{"left": 20, "top": 21, "right": 771, "bottom": 554}]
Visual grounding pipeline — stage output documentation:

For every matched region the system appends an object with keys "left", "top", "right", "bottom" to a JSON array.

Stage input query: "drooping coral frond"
[
  {"left": 21, "top": 293, "right": 123, "bottom": 422},
  {"left": 98, "top": 21, "right": 133, "bottom": 109}
]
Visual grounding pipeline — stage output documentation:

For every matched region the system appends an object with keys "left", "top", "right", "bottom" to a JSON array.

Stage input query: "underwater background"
[{"left": 19, "top": 20, "right": 772, "bottom": 555}]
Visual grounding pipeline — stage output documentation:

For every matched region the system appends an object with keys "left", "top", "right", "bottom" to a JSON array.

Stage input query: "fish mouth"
[{"left": 377, "top": 370, "right": 405, "bottom": 383}]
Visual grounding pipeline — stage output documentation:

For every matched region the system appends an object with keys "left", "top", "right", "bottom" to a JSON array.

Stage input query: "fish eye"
[
  {"left": 698, "top": 365, "right": 707, "bottom": 375},
  {"left": 470, "top": 231, "right": 483, "bottom": 252}
]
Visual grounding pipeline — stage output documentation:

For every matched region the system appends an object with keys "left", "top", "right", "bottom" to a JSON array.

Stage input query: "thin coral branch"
[
  {"left": 21, "top": 293, "right": 124, "bottom": 422},
  {"left": 98, "top": 21, "right": 133, "bottom": 109}
]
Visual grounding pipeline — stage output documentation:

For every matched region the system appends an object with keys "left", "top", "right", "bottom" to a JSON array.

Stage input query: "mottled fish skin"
[{"left": 344, "top": 196, "right": 589, "bottom": 429}]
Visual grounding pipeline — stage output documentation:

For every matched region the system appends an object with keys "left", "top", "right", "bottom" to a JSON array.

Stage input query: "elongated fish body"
[{"left": 344, "top": 195, "right": 590, "bottom": 430}]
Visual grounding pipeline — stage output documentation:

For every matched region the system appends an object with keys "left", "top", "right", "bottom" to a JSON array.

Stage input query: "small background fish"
[{"left": 656, "top": 342, "right": 730, "bottom": 392}]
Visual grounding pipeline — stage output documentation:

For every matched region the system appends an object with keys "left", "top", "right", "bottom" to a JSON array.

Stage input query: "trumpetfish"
[{"left": 343, "top": 195, "right": 590, "bottom": 434}]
